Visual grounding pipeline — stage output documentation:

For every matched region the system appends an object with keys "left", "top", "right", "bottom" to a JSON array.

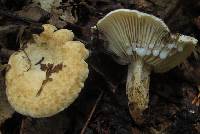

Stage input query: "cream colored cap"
[{"left": 6, "top": 24, "right": 89, "bottom": 118}]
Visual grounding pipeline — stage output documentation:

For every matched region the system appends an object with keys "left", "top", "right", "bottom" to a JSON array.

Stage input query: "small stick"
[
  {"left": 20, "top": 119, "right": 25, "bottom": 134},
  {"left": 80, "top": 91, "right": 104, "bottom": 134},
  {"left": 20, "top": 117, "right": 31, "bottom": 134},
  {"left": 192, "top": 92, "right": 200, "bottom": 106}
]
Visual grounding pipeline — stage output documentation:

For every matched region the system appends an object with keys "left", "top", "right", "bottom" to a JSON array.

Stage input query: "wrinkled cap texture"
[
  {"left": 97, "top": 9, "right": 198, "bottom": 73},
  {"left": 6, "top": 24, "right": 89, "bottom": 118}
]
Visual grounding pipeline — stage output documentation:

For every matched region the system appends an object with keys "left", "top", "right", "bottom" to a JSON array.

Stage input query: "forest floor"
[{"left": 0, "top": 0, "right": 200, "bottom": 134}]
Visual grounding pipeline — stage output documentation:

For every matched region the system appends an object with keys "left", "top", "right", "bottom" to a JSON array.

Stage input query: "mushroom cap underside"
[{"left": 97, "top": 9, "right": 198, "bottom": 73}]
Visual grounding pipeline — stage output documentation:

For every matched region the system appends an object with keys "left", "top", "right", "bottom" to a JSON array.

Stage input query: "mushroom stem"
[{"left": 126, "top": 59, "right": 151, "bottom": 123}]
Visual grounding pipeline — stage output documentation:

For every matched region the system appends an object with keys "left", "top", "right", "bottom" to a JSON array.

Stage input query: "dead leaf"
[{"left": 37, "top": 63, "right": 64, "bottom": 96}]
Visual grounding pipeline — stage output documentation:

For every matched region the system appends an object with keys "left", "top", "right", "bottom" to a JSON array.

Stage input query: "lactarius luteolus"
[
  {"left": 96, "top": 9, "right": 198, "bottom": 123},
  {"left": 6, "top": 24, "right": 89, "bottom": 118}
]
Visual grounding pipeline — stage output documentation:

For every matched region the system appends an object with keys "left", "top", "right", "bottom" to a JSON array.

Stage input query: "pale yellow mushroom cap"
[{"left": 6, "top": 24, "right": 89, "bottom": 118}]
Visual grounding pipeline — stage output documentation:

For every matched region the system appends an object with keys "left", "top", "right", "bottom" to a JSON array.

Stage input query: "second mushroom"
[
  {"left": 6, "top": 24, "right": 89, "bottom": 118},
  {"left": 96, "top": 9, "right": 198, "bottom": 123}
]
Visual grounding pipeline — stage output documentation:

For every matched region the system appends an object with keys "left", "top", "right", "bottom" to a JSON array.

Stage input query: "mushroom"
[
  {"left": 96, "top": 9, "right": 198, "bottom": 123},
  {"left": 5, "top": 24, "right": 89, "bottom": 118}
]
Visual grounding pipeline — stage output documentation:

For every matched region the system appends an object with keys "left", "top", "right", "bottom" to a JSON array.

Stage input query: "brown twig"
[
  {"left": 192, "top": 92, "right": 200, "bottom": 106},
  {"left": 35, "top": 57, "right": 44, "bottom": 65},
  {"left": 80, "top": 91, "right": 104, "bottom": 134},
  {"left": 20, "top": 118, "right": 25, "bottom": 134},
  {"left": 36, "top": 63, "right": 63, "bottom": 96},
  {"left": 20, "top": 117, "right": 32, "bottom": 134}
]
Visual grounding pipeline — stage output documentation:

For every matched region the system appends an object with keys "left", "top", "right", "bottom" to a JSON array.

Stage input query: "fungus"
[
  {"left": 6, "top": 24, "right": 89, "bottom": 118},
  {"left": 96, "top": 9, "right": 198, "bottom": 123}
]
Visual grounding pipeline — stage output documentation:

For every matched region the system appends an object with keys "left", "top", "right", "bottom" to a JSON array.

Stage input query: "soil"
[{"left": 0, "top": 0, "right": 200, "bottom": 134}]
